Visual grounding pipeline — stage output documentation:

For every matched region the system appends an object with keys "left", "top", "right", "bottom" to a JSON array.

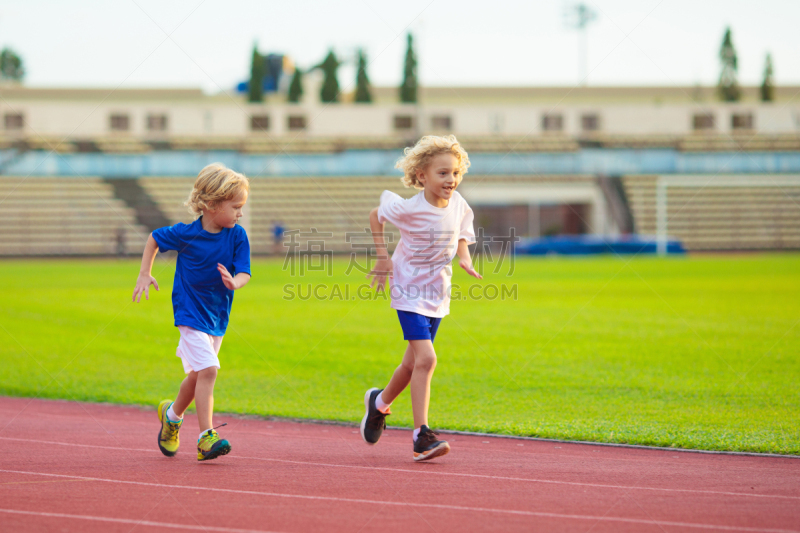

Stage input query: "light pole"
[{"left": 564, "top": 3, "right": 598, "bottom": 86}]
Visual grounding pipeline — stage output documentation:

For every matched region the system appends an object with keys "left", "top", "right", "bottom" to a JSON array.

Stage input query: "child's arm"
[
  {"left": 133, "top": 234, "right": 160, "bottom": 302},
  {"left": 367, "top": 207, "right": 393, "bottom": 290},
  {"left": 456, "top": 238, "right": 482, "bottom": 279},
  {"left": 217, "top": 264, "right": 251, "bottom": 290}
]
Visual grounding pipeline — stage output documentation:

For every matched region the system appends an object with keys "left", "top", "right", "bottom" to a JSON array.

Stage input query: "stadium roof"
[
  {"left": 362, "top": 85, "right": 800, "bottom": 105},
  {"left": 1, "top": 84, "right": 797, "bottom": 105}
]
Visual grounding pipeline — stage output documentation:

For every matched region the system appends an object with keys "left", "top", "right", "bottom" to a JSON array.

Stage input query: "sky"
[{"left": 0, "top": 0, "right": 797, "bottom": 93}]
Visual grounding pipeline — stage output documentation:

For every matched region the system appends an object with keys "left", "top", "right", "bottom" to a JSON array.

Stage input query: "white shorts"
[{"left": 176, "top": 326, "right": 223, "bottom": 374}]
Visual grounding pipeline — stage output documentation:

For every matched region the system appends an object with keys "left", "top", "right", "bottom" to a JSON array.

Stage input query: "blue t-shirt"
[{"left": 152, "top": 218, "right": 251, "bottom": 336}]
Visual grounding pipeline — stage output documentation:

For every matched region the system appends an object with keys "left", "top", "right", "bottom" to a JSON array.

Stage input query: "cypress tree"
[
  {"left": 354, "top": 49, "right": 372, "bottom": 103},
  {"left": 0, "top": 48, "right": 24, "bottom": 81},
  {"left": 760, "top": 53, "right": 774, "bottom": 102},
  {"left": 288, "top": 67, "right": 303, "bottom": 103},
  {"left": 319, "top": 49, "right": 340, "bottom": 103},
  {"left": 248, "top": 44, "right": 265, "bottom": 103},
  {"left": 399, "top": 34, "right": 418, "bottom": 103},
  {"left": 717, "top": 27, "right": 740, "bottom": 102}
]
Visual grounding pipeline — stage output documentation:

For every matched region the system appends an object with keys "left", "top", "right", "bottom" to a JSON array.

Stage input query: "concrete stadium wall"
[{"left": 2, "top": 99, "right": 799, "bottom": 139}]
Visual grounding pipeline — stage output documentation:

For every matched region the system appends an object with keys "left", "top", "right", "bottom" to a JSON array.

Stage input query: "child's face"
[
  {"left": 416, "top": 153, "right": 462, "bottom": 202},
  {"left": 209, "top": 189, "right": 248, "bottom": 229}
]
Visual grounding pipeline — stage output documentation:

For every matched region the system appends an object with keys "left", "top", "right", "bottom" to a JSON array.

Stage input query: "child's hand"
[
  {"left": 459, "top": 259, "right": 483, "bottom": 280},
  {"left": 368, "top": 258, "right": 393, "bottom": 291},
  {"left": 132, "top": 272, "right": 159, "bottom": 302},
  {"left": 217, "top": 263, "right": 238, "bottom": 290}
]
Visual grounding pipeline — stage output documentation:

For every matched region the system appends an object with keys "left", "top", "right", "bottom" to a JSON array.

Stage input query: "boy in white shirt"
[{"left": 362, "top": 135, "right": 482, "bottom": 461}]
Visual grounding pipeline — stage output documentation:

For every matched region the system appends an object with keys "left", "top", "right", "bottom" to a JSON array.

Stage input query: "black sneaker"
[
  {"left": 413, "top": 425, "right": 450, "bottom": 461},
  {"left": 360, "top": 388, "right": 389, "bottom": 445}
]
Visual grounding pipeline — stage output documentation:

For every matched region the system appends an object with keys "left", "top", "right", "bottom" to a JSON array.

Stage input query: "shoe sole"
[
  {"left": 198, "top": 442, "right": 231, "bottom": 461},
  {"left": 157, "top": 400, "right": 178, "bottom": 457},
  {"left": 413, "top": 442, "right": 451, "bottom": 462},
  {"left": 360, "top": 387, "right": 380, "bottom": 445}
]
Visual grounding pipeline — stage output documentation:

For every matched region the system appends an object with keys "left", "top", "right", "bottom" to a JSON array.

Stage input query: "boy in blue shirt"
[{"left": 132, "top": 163, "right": 251, "bottom": 461}]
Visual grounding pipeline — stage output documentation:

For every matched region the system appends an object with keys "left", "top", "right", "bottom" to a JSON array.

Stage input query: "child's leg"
[
  {"left": 172, "top": 372, "right": 198, "bottom": 417},
  {"left": 407, "top": 339, "right": 437, "bottom": 429},
  {"left": 380, "top": 343, "right": 416, "bottom": 403},
  {"left": 194, "top": 367, "right": 218, "bottom": 432}
]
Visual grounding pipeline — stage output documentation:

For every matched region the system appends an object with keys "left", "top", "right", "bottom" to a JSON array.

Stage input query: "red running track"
[{"left": 0, "top": 396, "right": 798, "bottom": 533}]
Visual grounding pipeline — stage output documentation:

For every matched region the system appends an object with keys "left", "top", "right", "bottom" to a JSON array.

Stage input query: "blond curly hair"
[
  {"left": 185, "top": 163, "right": 250, "bottom": 217},
  {"left": 395, "top": 135, "right": 470, "bottom": 190}
]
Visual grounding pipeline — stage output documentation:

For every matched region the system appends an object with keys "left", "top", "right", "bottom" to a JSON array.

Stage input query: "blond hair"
[
  {"left": 185, "top": 163, "right": 250, "bottom": 217},
  {"left": 395, "top": 135, "right": 470, "bottom": 190}
]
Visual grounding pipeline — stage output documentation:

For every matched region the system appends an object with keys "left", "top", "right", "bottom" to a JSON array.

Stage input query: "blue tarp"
[{"left": 515, "top": 235, "right": 685, "bottom": 256}]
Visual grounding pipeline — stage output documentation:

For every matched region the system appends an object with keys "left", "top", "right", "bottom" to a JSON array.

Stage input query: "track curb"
[{"left": 217, "top": 410, "right": 800, "bottom": 460}]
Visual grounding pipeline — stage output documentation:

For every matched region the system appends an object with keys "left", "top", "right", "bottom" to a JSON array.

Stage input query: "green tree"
[
  {"left": 319, "top": 49, "right": 340, "bottom": 103},
  {"left": 717, "top": 27, "right": 740, "bottom": 102},
  {"left": 288, "top": 67, "right": 303, "bottom": 103},
  {"left": 0, "top": 48, "right": 24, "bottom": 81},
  {"left": 248, "top": 44, "right": 264, "bottom": 103},
  {"left": 354, "top": 49, "right": 372, "bottom": 103},
  {"left": 760, "top": 53, "right": 774, "bottom": 102},
  {"left": 399, "top": 33, "right": 418, "bottom": 103}
]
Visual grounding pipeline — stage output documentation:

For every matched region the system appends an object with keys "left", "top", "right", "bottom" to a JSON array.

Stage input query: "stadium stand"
[
  {"left": 240, "top": 137, "right": 410, "bottom": 153},
  {"left": 14, "top": 134, "right": 796, "bottom": 154},
  {"left": 94, "top": 138, "right": 152, "bottom": 154},
  {"left": 6, "top": 173, "right": 796, "bottom": 256},
  {"left": 678, "top": 134, "right": 800, "bottom": 152},
  {"left": 622, "top": 176, "right": 800, "bottom": 250},
  {"left": 457, "top": 136, "right": 579, "bottom": 152},
  {"left": 0, "top": 177, "right": 149, "bottom": 256}
]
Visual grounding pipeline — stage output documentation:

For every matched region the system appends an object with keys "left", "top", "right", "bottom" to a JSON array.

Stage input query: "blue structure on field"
[{"left": 516, "top": 235, "right": 686, "bottom": 256}]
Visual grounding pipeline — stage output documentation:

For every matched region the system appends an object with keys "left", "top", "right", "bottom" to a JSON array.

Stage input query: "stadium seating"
[
  {"left": 457, "top": 136, "right": 580, "bottom": 152},
  {"left": 0, "top": 177, "right": 150, "bottom": 256},
  {"left": 678, "top": 134, "right": 800, "bottom": 152},
  {"left": 7, "top": 173, "right": 797, "bottom": 256},
  {"left": 45, "top": 134, "right": 800, "bottom": 153},
  {"left": 621, "top": 176, "right": 800, "bottom": 250}
]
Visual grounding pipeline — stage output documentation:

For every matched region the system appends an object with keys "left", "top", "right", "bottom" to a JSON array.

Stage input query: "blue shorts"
[{"left": 396, "top": 310, "right": 442, "bottom": 342}]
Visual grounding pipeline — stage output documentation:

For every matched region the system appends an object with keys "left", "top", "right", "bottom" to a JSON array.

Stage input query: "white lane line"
[
  {"left": 0, "top": 469, "right": 797, "bottom": 533},
  {"left": 238, "top": 455, "right": 800, "bottom": 501},
  {"left": 1, "top": 436, "right": 797, "bottom": 502},
  {"left": 0, "top": 508, "right": 283, "bottom": 533}
]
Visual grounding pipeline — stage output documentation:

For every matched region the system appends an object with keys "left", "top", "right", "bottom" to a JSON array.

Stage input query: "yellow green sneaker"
[
  {"left": 197, "top": 428, "right": 231, "bottom": 461},
  {"left": 157, "top": 399, "right": 182, "bottom": 457}
]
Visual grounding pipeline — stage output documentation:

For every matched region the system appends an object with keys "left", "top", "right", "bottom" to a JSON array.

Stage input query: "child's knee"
[
  {"left": 197, "top": 366, "right": 218, "bottom": 380},
  {"left": 414, "top": 353, "right": 437, "bottom": 372}
]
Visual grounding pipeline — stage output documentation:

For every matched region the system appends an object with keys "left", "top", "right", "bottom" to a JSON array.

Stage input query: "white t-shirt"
[{"left": 377, "top": 190, "right": 476, "bottom": 318}]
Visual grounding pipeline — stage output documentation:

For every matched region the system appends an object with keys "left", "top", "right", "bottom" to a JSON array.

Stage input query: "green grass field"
[{"left": 1, "top": 254, "right": 798, "bottom": 454}]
